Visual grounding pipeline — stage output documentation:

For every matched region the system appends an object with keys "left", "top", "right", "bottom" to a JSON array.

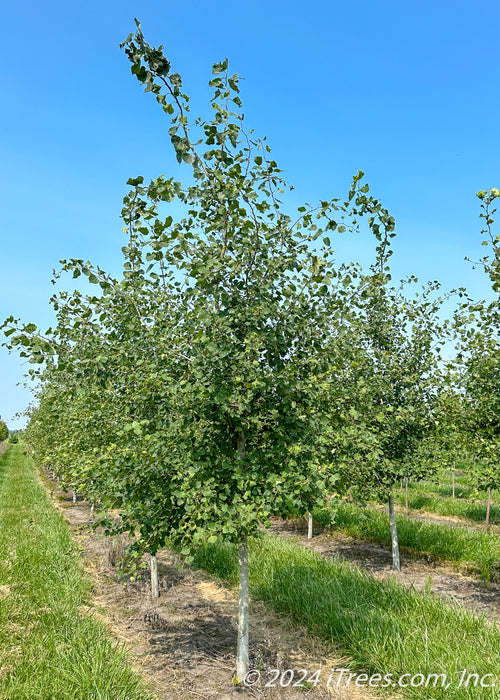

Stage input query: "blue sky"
[{"left": 1, "top": 0, "right": 499, "bottom": 429}]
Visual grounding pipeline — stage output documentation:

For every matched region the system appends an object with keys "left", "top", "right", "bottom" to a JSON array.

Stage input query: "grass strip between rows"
[
  {"left": 393, "top": 490, "right": 500, "bottom": 526},
  {"left": 191, "top": 534, "right": 500, "bottom": 699},
  {"left": 0, "top": 445, "right": 153, "bottom": 700},
  {"left": 403, "top": 475, "right": 500, "bottom": 504},
  {"left": 312, "top": 503, "right": 500, "bottom": 580}
]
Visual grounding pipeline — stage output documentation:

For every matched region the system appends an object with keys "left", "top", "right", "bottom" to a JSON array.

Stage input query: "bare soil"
[
  {"left": 268, "top": 517, "right": 500, "bottom": 625},
  {"left": 39, "top": 470, "right": 377, "bottom": 700}
]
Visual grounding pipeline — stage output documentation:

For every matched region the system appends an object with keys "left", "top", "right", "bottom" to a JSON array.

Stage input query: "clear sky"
[{"left": 1, "top": 0, "right": 499, "bottom": 429}]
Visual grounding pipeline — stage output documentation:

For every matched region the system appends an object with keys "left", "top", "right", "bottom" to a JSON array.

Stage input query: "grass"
[
  {"left": 191, "top": 534, "right": 500, "bottom": 699},
  {"left": 313, "top": 503, "right": 500, "bottom": 580},
  {"left": 389, "top": 467, "right": 500, "bottom": 525},
  {"left": 393, "top": 490, "right": 500, "bottom": 525},
  {"left": 0, "top": 445, "right": 154, "bottom": 700},
  {"left": 404, "top": 470, "right": 500, "bottom": 503}
]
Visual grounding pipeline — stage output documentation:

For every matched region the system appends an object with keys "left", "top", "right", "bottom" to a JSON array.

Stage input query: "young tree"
[
  {"left": 3, "top": 21, "right": 395, "bottom": 680},
  {"left": 453, "top": 188, "right": 500, "bottom": 529},
  {"left": 457, "top": 327, "right": 500, "bottom": 528},
  {"left": 426, "top": 386, "right": 471, "bottom": 499},
  {"left": 332, "top": 230, "right": 444, "bottom": 570}
]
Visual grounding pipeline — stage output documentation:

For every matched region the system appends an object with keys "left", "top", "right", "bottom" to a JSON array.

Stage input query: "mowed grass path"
[{"left": 0, "top": 446, "right": 153, "bottom": 700}]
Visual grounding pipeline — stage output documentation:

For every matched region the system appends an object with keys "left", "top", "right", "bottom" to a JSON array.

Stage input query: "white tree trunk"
[
  {"left": 405, "top": 477, "right": 409, "bottom": 515},
  {"left": 452, "top": 462, "right": 455, "bottom": 498},
  {"left": 307, "top": 512, "right": 313, "bottom": 539},
  {"left": 235, "top": 430, "right": 249, "bottom": 681},
  {"left": 151, "top": 553, "right": 159, "bottom": 599},
  {"left": 388, "top": 490, "right": 401, "bottom": 571},
  {"left": 72, "top": 489, "right": 77, "bottom": 504},
  {"left": 485, "top": 486, "right": 491, "bottom": 531},
  {"left": 236, "top": 539, "right": 249, "bottom": 681}
]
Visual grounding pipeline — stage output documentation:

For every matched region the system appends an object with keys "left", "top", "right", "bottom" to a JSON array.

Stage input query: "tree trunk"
[
  {"left": 388, "top": 490, "right": 401, "bottom": 571},
  {"left": 485, "top": 486, "right": 491, "bottom": 531},
  {"left": 405, "top": 477, "right": 409, "bottom": 515},
  {"left": 307, "top": 512, "right": 313, "bottom": 539},
  {"left": 236, "top": 538, "right": 249, "bottom": 681},
  {"left": 72, "top": 489, "right": 77, "bottom": 504},
  {"left": 235, "top": 430, "right": 249, "bottom": 681},
  {"left": 452, "top": 462, "right": 455, "bottom": 499},
  {"left": 151, "top": 553, "right": 159, "bottom": 599}
]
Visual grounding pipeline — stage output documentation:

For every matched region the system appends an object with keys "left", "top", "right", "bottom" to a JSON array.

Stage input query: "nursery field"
[
  {"left": 2, "top": 445, "right": 500, "bottom": 699},
  {"left": 2, "top": 21, "right": 500, "bottom": 700},
  {"left": 0, "top": 19, "right": 500, "bottom": 700}
]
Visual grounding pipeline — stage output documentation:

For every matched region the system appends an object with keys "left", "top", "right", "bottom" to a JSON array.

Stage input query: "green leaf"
[
  {"left": 127, "top": 176, "right": 144, "bottom": 186},
  {"left": 212, "top": 59, "right": 228, "bottom": 75}
]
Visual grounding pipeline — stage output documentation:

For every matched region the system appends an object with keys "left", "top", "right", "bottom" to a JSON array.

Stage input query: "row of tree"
[
  {"left": 444, "top": 189, "right": 500, "bottom": 526},
  {"left": 0, "top": 419, "right": 8, "bottom": 442},
  {"left": 2, "top": 23, "right": 498, "bottom": 680}
]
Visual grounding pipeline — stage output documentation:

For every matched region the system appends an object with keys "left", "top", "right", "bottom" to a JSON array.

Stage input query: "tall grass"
[
  {"left": 192, "top": 534, "right": 500, "bottom": 699},
  {"left": 394, "top": 491, "right": 500, "bottom": 525},
  {"left": 406, "top": 472, "right": 500, "bottom": 503},
  {"left": 314, "top": 503, "right": 500, "bottom": 580},
  {"left": 0, "top": 445, "right": 154, "bottom": 699}
]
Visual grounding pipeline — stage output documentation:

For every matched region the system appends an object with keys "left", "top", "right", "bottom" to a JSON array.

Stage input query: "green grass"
[
  {"left": 404, "top": 471, "right": 500, "bottom": 503},
  {"left": 393, "top": 490, "right": 500, "bottom": 525},
  {"left": 191, "top": 534, "right": 500, "bottom": 699},
  {"left": 313, "top": 503, "right": 500, "bottom": 580},
  {"left": 0, "top": 445, "right": 154, "bottom": 700}
]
